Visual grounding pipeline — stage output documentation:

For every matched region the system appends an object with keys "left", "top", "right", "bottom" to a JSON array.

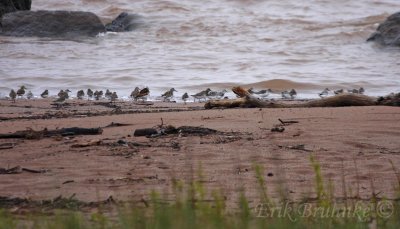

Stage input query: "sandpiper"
[
  {"left": 248, "top": 88, "right": 271, "bottom": 98},
  {"left": 289, "top": 89, "right": 297, "bottom": 99},
  {"left": 94, "top": 90, "right": 103, "bottom": 100},
  {"left": 334, "top": 89, "right": 344, "bottom": 95},
  {"left": 281, "top": 90, "right": 291, "bottom": 99},
  {"left": 135, "top": 87, "right": 150, "bottom": 101},
  {"left": 41, "top": 89, "right": 49, "bottom": 98},
  {"left": 191, "top": 88, "right": 211, "bottom": 102},
  {"left": 130, "top": 87, "right": 140, "bottom": 101},
  {"left": 105, "top": 89, "right": 112, "bottom": 99},
  {"left": 52, "top": 95, "right": 66, "bottom": 108},
  {"left": 87, "top": 88, "right": 94, "bottom": 99},
  {"left": 208, "top": 89, "right": 227, "bottom": 99},
  {"left": 77, "top": 90, "right": 85, "bottom": 99},
  {"left": 16, "top": 86, "right": 26, "bottom": 98},
  {"left": 110, "top": 91, "right": 118, "bottom": 103},
  {"left": 348, "top": 87, "right": 365, "bottom": 94},
  {"left": 26, "top": 91, "right": 33, "bottom": 99},
  {"left": 57, "top": 90, "right": 65, "bottom": 98},
  {"left": 9, "top": 89, "right": 16, "bottom": 102},
  {"left": 161, "top": 88, "right": 177, "bottom": 101},
  {"left": 318, "top": 88, "right": 330, "bottom": 98},
  {"left": 182, "top": 92, "right": 189, "bottom": 104}
]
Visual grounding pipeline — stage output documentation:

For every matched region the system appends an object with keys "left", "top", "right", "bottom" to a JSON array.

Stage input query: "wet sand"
[{"left": 0, "top": 98, "right": 399, "bottom": 210}]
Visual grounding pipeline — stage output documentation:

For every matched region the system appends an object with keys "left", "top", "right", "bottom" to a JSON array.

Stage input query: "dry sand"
[{"left": 0, "top": 98, "right": 399, "bottom": 210}]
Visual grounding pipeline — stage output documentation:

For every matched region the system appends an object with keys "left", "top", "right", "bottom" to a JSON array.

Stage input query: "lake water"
[{"left": 1, "top": 0, "right": 399, "bottom": 100}]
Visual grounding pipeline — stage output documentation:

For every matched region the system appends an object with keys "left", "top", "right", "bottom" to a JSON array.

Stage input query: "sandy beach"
[{"left": 0, "top": 98, "right": 399, "bottom": 211}]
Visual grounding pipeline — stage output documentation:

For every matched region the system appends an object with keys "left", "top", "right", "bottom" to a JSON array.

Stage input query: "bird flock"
[{"left": 6, "top": 86, "right": 366, "bottom": 104}]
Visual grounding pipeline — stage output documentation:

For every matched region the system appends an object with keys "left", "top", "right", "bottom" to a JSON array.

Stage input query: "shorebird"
[
  {"left": 289, "top": 89, "right": 297, "bottom": 99},
  {"left": 161, "top": 88, "right": 177, "bottom": 101},
  {"left": 26, "top": 91, "right": 33, "bottom": 99},
  {"left": 249, "top": 88, "right": 271, "bottom": 98},
  {"left": 105, "top": 89, "right": 112, "bottom": 99},
  {"left": 87, "top": 88, "right": 94, "bottom": 99},
  {"left": 135, "top": 87, "right": 150, "bottom": 101},
  {"left": 77, "top": 90, "right": 85, "bottom": 99},
  {"left": 41, "top": 89, "right": 49, "bottom": 98},
  {"left": 347, "top": 87, "right": 365, "bottom": 94},
  {"left": 191, "top": 88, "right": 211, "bottom": 102},
  {"left": 9, "top": 89, "right": 16, "bottom": 102},
  {"left": 94, "top": 90, "right": 103, "bottom": 100},
  {"left": 207, "top": 89, "right": 227, "bottom": 99},
  {"left": 334, "top": 89, "right": 344, "bottom": 95},
  {"left": 182, "top": 92, "right": 189, "bottom": 104},
  {"left": 110, "top": 91, "right": 118, "bottom": 103},
  {"left": 318, "top": 88, "right": 330, "bottom": 98},
  {"left": 16, "top": 86, "right": 26, "bottom": 98},
  {"left": 281, "top": 90, "right": 291, "bottom": 99},
  {"left": 58, "top": 89, "right": 71, "bottom": 99},
  {"left": 52, "top": 96, "right": 66, "bottom": 108},
  {"left": 130, "top": 87, "right": 140, "bottom": 101}
]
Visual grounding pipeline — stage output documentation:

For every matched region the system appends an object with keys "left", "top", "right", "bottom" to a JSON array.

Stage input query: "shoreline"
[{"left": 0, "top": 99, "right": 399, "bottom": 211}]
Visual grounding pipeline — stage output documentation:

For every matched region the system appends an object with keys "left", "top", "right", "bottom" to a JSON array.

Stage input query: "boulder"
[
  {"left": 367, "top": 12, "right": 400, "bottom": 46},
  {"left": 105, "top": 12, "right": 143, "bottom": 32},
  {"left": 0, "top": 10, "right": 106, "bottom": 37},
  {"left": 0, "top": 0, "right": 31, "bottom": 18}
]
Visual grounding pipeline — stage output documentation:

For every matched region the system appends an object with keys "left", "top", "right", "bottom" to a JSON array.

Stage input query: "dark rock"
[
  {"left": 367, "top": 12, "right": 400, "bottom": 46},
  {"left": 105, "top": 12, "right": 143, "bottom": 32},
  {"left": 0, "top": 0, "right": 31, "bottom": 18},
  {"left": 1, "top": 10, "right": 105, "bottom": 37}
]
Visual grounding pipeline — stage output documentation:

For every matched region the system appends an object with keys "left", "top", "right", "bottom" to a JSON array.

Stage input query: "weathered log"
[
  {"left": 0, "top": 127, "right": 103, "bottom": 139},
  {"left": 205, "top": 87, "right": 399, "bottom": 109}
]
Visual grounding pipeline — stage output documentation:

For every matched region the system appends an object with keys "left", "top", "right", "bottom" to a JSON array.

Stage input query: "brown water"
[{"left": 1, "top": 0, "right": 399, "bottom": 99}]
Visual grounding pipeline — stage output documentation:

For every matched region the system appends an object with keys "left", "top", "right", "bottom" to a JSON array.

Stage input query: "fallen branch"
[
  {"left": 0, "top": 127, "right": 103, "bottom": 139},
  {"left": 205, "top": 87, "right": 400, "bottom": 109}
]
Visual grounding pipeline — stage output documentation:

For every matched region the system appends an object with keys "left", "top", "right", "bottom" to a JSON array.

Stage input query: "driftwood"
[
  {"left": 0, "top": 127, "right": 103, "bottom": 139},
  {"left": 205, "top": 87, "right": 400, "bottom": 109}
]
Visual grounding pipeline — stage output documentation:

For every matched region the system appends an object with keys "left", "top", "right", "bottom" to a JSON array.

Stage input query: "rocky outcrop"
[
  {"left": 0, "top": 10, "right": 141, "bottom": 37},
  {"left": 367, "top": 12, "right": 400, "bottom": 46},
  {"left": 105, "top": 12, "right": 143, "bottom": 32},
  {"left": 0, "top": 0, "right": 31, "bottom": 18},
  {"left": 1, "top": 10, "right": 106, "bottom": 37}
]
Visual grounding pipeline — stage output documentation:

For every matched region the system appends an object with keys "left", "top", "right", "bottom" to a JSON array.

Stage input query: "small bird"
[
  {"left": 110, "top": 92, "right": 118, "bottom": 103},
  {"left": 182, "top": 92, "right": 189, "bottom": 104},
  {"left": 87, "top": 88, "right": 94, "bottom": 99},
  {"left": 334, "top": 89, "right": 344, "bottom": 95},
  {"left": 26, "top": 91, "right": 33, "bottom": 99},
  {"left": 318, "top": 88, "right": 330, "bottom": 98},
  {"left": 9, "top": 89, "right": 16, "bottom": 102},
  {"left": 281, "top": 90, "right": 291, "bottom": 99},
  {"left": 52, "top": 96, "right": 66, "bottom": 108},
  {"left": 57, "top": 90, "right": 65, "bottom": 98},
  {"left": 289, "top": 89, "right": 297, "bottom": 99},
  {"left": 135, "top": 87, "right": 150, "bottom": 101},
  {"left": 348, "top": 87, "right": 365, "bottom": 94},
  {"left": 105, "top": 89, "right": 112, "bottom": 99},
  {"left": 191, "top": 88, "right": 211, "bottom": 102},
  {"left": 161, "top": 88, "right": 177, "bottom": 101},
  {"left": 130, "top": 87, "right": 140, "bottom": 101},
  {"left": 41, "top": 89, "right": 49, "bottom": 98},
  {"left": 58, "top": 89, "right": 70, "bottom": 99},
  {"left": 16, "top": 86, "right": 26, "bottom": 98},
  {"left": 208, "top": 89, "right": 227, "bottom": 99},
  {"left": 94, "top": 90, "right": 103, "bottom": 100},
  {"left": 77, "top": 90, "right": 85, "bottom": 99}
]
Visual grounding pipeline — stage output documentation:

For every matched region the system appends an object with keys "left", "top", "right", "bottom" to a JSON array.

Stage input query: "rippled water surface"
[{"left": 1, "top": 0, "right": 399, "bottom": 99}]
